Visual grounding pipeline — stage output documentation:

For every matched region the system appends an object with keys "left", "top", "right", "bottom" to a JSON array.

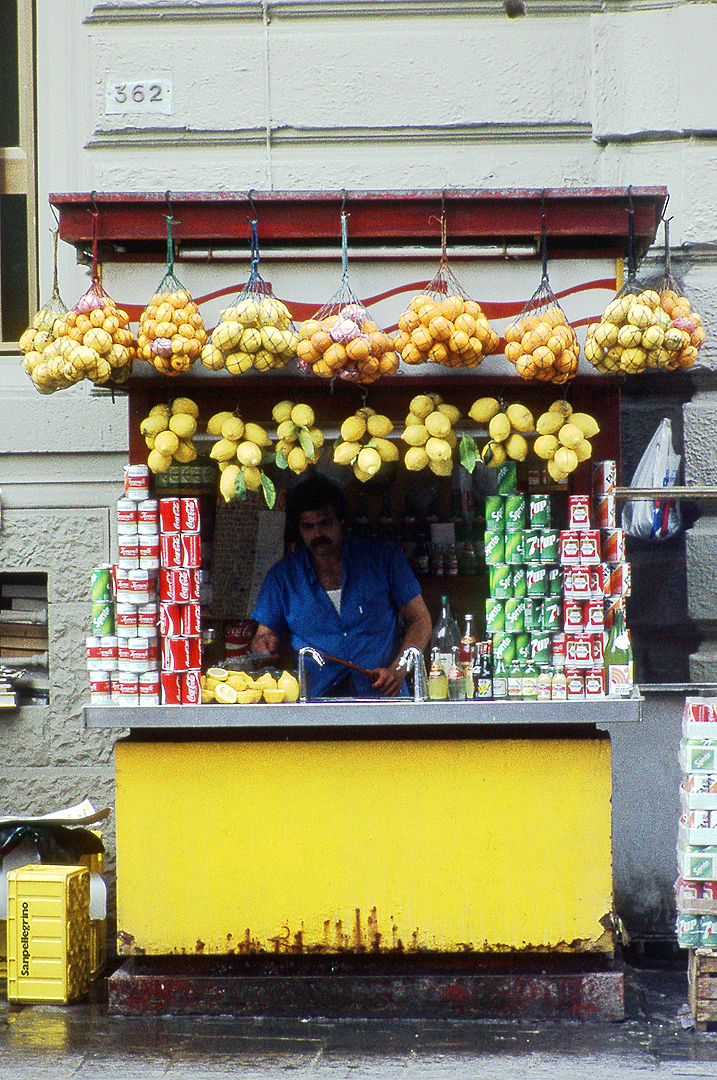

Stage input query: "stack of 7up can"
[{"left": 484, "top": 459, "right": 631, "bottom": 700}]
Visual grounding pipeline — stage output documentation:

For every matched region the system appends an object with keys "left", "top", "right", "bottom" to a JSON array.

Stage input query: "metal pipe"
[
  {"left": 298, "top": 647, "right": 324, "bottom": 704},
  {"left": 397, "top": 647, "right": 429, "bottom": 703}
]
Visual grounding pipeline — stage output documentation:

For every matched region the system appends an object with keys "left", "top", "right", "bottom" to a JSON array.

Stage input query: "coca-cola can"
[
  {"left": 181, "top": 670, "right": 202, "bottom": 705},
  {"left": 159, "top": 567, "right": 191, "bottom": 602},
  {"left": 594, "top": 495, "right": 616, "bottom": 529},
  {"left": 160, "top": 602, "right": 183, "bottom": 637},
  {"left": 189, "top": 568, "right": 201, "bottom": 602},
  {"left": 181, "top": 602, "right": 201, "bottom": 637},
  {"left": 566, "top": 669, "right": 585, "bottom": 698},
  {"left": 585, "top": 667, "right": 606, "bottom": 697},
  {"left": 139, "top": 532, "right": 160, "bottom": 569},
  {"left": 187, "top": 636, "right": 201, "bottom": 669},
  {"left": 608, "top": 562, "right": 631, "bottom": 597},
  {"left": 568, "top": 495, "right": 592, "bottom": 531},
  {"left": 139, "top": 670, "right": 160, "bottom": 705},
  {"left": 551, "top": 633, "right": 566, "bottom": 668},
  {"left": 161, "top": 671, "right": 182, "bottom": 704},
  {"left": 181, "top": 532, "right": 201, "bottom": 569},
  {"left": 160, "top": 533, "right": 183, "bottom": 568},
  {"left": 137, "top": 499, "right": 159, "bottom": 534},
  {"left": 124, "top": 465, "right": 149, "bottom": 501},
  {"left": 162, "top": 635, "right": 192, "bottom": 672},
  {"left": 563, "top": 599, "right": 584, "bottom": 632},
  {"left": 117, "top": 497, "right": 139, "bottom": 534},
  {"left": 180, "top": 497, "right": 201, "bottom": 533},
  {"left": 579, "top": 530, "right": 601, "bottom": 565},
  {"left": 159, "top": 497, "right": 182, "bottom": 534},
  {"left": 584, "top": 599, "right": 605, "bottom": 632},
  {"left": 592, "top": 460, "right": 617, "bottom": 495},
  {"left": 117, "top": 535, "right": 140, "bottom": 569},
  {"left": 601, "top": 528, "right": 625, "bottom": 564},
  {"left": 559, "top": 531, "right": 581, "bottom": 565}
]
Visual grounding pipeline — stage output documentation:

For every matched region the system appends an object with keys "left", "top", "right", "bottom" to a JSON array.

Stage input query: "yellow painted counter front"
[{"left": 115, "top": 734, "right": 614, "bottom": 956}]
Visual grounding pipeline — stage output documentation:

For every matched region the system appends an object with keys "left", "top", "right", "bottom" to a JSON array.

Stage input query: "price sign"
[{"left": 106, "top": 77, "right": 172, "bottom": 115}]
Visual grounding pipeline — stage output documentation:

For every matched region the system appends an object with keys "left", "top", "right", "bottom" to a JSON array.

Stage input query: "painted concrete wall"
[{"left": 3, "top": 0, "right": 717, "bottom": 942}]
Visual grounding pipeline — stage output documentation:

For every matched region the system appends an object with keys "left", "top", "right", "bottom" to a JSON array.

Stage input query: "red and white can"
[
  {"left": 89, "top": 669, "right": 112, "bottom": 704},
  {"left": 559, "top": 531, "right": 581, "bottom": 565},
  {"left": 594, "top": 495, "right": 616, "bottom": 529},
  {"left": 137, "top": 602, "right": 158, "bottom": 635},
  {"left": 137, "top": 499, "right": 159, "bottom": 534},
  {"left": 162, "top": 635, "right": 191, "bottom": 672},
  {"left": 567, "top": 634, "right": 593, "bottom": 668},
  {"left": 180, "top": 497, "right": 200, "bottom": 533},
  {"left": 127, "top": 569, "right": 151, "bottom": 605},
  {"left": 702, "top": 882, "right": 717, "bottom": 900},
  {"left": 181, "top": 670, "right": 202, "bottom": 705},
  {"left": 551, "top": 633, "right": 566, "bottom": 668},
  {"left": 159, "top": 567, "right": 191, "bottom": 602},
  {"left": 139, "top": 670, "right": 160, "bottom": 705},
  {"left": 224, "top": 619, "right": 255, "bottom": 658},
  {"left": 680, "top": 879, "right": 703, "bottom": 900},
  {"left": 160, "top": 532, "right": 183, "bottom": 568},
  {"left": 608, "top": 562, "right": 631, "bottom": 597},
  {"left": 584, "top": 599, "right": 605, "bottom": 632},
  {"left": 181, "top": 532, "right": 201, "bottom": 569},
  {"left": 589, "top": 568, "right": 604, "bottom": 599},
  {"left": 118, "top": 672, "right": 140, "bottom": 705},
  {"left": 579, "top": 530, "right": 601, "bottom": 565},
  {"left": 568, "top": 495, "right": 591, "bottom": 530},
  {"left": 591, "top": 633, "right": 604, "bottom": 665},
  {"left": 565, "top": 566, "right": 591, "bottom": 599},
  {"left": 592, "top": 460, "right": 617, "bottom": 495},
  {"left": 604, "top": 596, "right": 625, "bottom": 629},
  {"left": 110, "top": 670, "right": 122, "bottom": 702},
  {"left": 566, "top": 669, "right": 585, "bottom": 698},
  {"left": 601, "top": 528, "right": 625, "bottom": 564},
  {"left": 86, "top": 636, "right": 102, "bottom": 668},
  {"left": 160, "top": 602, "right": 183, "bottom": 637},
  {"left": 139, "top": 533, "right": 160, "bottom": 569},
  {"left": 124, "top": 465, "right": 149, "bottom": 501},
  {"left": 159, "top": 497, "right": 182, "bottom": 534},
  {"left": 181, "top": 602, "right": 201, "bottom": 637},
  {"left": 117, "top": 497, "right": 139, "bottom": 534},
  {"left": 564, "top": 600, "right": 584, "bottom": 632},
  {"left": 161, "top": 671, "right": 182, "bottom": 704},
  {"left": 117, "top": 535, "right": 140, "bottom": 569},
  {"left": 115, "top": 604, "right": 139, "bottom": 638},
  {"left": 99, "top": 635, "right": 118, "bottom": 664},
  {"left": 585, "top": 667, "right": 606, "bottom": 697},
  {"left": 188, "top": 568, "right": 201, "bottom": 602}
]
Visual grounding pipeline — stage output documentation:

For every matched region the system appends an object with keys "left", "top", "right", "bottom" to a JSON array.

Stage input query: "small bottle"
[
  {"left": 474, "top": 642, "right": 493, "bottom": 700},
  {"left": 522, "top": 659, "right": 538, "bottom": 701},
  {"left": 431, "top": 542, "right": 445, "bottom": 577},
  {"left": 413, "top": 531, "right": 430, "bottom": 576},
  {"left": 507, "top": 659, "right": 523, "bottom": 699},
  {"left": 536, "top": 664, "right": 553, "bottom": 702},
  {"left": 431, "top": 595, "right": 461, "bottom": 677},
  {"left": 447, "top": 646, "right": 466, "bottom": 700},
  {"left": 492, "top": 654, "right": 508, "bottom": 700},
  {"left": 551, "top": 668, "right": 567, "bottom": 701},
  {"left": 428, "top": 647, "right": 449, "bottom": 701},
  {"left": 604, "top": 606, "right": 634, "bottom": 697},
  {"left": 445, "top": 543, "right": 459, "bottom": 576},
  {"left": 458, "top": 538, "right": 478, "bottom": 577},
  {"left": 459, "top": 614, "right": 477, "bottom": 696}
]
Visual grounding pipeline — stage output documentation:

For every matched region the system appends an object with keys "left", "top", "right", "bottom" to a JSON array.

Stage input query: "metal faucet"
[
  {"left": 397, "top": 647, "right": 429, "bottom": 702},
  {"left": 298, "top": 647, "right": 324, "bottom": 703}
]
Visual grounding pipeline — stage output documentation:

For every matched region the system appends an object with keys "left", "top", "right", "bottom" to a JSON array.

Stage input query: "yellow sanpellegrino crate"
[{"left": 7, "top": 864, "right": 91, "bottom": 1004}]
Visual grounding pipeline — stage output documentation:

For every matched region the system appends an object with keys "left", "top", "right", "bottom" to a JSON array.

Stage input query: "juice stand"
[{"left": 51, "top": 188, "right": 661, "bottom": 1017}]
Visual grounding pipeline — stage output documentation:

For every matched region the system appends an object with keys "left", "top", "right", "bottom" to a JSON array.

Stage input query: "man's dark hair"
[{"left": 285, "top": 474, "right": 347, "bottom": 536}]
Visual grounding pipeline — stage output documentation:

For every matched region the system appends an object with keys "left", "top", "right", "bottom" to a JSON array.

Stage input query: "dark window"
[{"left": 0, "top": 572, "right": 49, "bottom": 704}]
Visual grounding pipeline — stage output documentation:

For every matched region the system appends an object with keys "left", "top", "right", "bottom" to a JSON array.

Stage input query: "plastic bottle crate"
[
  {"left": 7, "top": 864, "right": 91, "bottom": 1004},
  {"left": 688, "top": 948, "right": 717, "bottom": 1031}
]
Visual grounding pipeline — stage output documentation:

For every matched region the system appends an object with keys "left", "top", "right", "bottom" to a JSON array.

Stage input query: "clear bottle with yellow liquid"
[{"left": 428, "top": 647, "right": 449, "bottom": 701}]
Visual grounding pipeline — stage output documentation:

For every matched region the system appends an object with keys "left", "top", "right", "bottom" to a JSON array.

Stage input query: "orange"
[{"left": 346, "top": 336, "right": 370, "bottom": 362}]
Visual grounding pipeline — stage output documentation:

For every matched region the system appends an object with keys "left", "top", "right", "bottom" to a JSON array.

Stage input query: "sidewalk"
[{"left": 2, "top": 952, "right": 717, "bottom": 1079}]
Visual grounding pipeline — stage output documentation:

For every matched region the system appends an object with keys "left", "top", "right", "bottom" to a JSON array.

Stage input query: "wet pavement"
[{"left": 3, "top": 953, "right": 717, "bottom": 1078}]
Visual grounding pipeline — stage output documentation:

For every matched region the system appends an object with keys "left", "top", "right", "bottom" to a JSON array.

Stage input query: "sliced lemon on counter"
[
  {"left": 263, "top": 688, "right": 286, "bottom": 703},
  {"left": 206, "top": 667, "right": 229, "bottom": 681},
  {"left": 214, "top": 682, "right": 238, "bottom": 704},
  {"left": 236, "top": 688, "right": 263, "bottom": 704},
  {"left": 201, "top": 687, "right": 216, "bottom": 704}
]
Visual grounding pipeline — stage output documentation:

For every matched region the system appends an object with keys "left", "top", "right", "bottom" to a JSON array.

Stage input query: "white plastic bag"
[{"left": 622, "top": 418, "right": 682, "bottom": 540}]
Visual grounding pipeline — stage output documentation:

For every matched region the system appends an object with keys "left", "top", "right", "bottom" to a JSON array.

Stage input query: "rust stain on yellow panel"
[{"left": 115, "top": 737, "right": 613, "bottom": 955}]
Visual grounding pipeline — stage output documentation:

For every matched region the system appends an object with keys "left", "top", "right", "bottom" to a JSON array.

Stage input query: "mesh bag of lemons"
[
  {"left": 208, "top": 409, "right": 277, "bottom": 507},
  {"left": 202, "top": 221, "right": 298, "bottom": 375},
  {"left": 202, "top": 667, "right": 299, "bottom": 705},
  {"left": 503, "top": 277, "right": 580, "bottom": 385},
  {"left": 140, "top": 396, "right": 202, "bottom": 474},
  {"left": 393, "top": 261, "right": 500, "bottom": 370}
]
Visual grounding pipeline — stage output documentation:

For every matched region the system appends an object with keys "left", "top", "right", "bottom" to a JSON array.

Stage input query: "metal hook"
[
  {"left": 165, "top": 190, "right": 174, "bottom": 220},
  {"left": 341, "top": 189, "right": 348, "bottom": 218},
  {"left": 248, "top": 189, "right": 258, "bottom": 223},
  {"left": 50, "top": 202, "right": 60, "bottom": 228},
  {"left": 661, "top": 192, "right": 672, "bottom": 223},
  {"left": 89, "top": 190, "right": 100, "bottom": 217}
]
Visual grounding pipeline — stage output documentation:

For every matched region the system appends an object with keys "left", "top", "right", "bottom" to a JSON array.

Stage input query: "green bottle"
[{"left": 507, "top": 659, "right": 523, "bottom": 699}]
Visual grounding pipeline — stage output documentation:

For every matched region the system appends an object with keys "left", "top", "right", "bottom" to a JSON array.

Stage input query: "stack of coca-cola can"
[{"left": 157, "top": 496, "right": 202, "bottom": 705}]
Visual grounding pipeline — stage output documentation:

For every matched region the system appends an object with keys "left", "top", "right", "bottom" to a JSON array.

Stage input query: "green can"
[
  {"left": 523, "top": 529, "right": 541, "bottom": 562},
  {"left": 485, "top": 598, "right": 505, "bottom": 634},
  {"left": 523, "top": 598, "right": 543, "bottom": 631},
  {"left": 511, "top": 566, "right": 526, "bottom": 598},
  {"left": 492, "top": 633, "right": 516, "bottom": 666},
  {"left": 542, "top": 595, "right": 562, "bottom": 631},
  {"left": 485, "top": 496, "right": 505, "bottom": 530},
  {"left": 547, "top": 566, "right": 563, "bottom": 596},
  {"left": 515, "top": 633, "right": 531, "bottom": 662},
  {"left": 91, "top": 601, "right": 114, "bottom": 636},
  {"left": 91, "top": 564, "right": 113, "bottom": 602},
  {"left": 529, "top": 493, "right": 551, "bottom": 528},
  {"left": 490, "top": 564, "right": 512, "bottom": 598},
  {"left": 700, "top": 916, "right": 717, "bottom": 947},
  {"left": 540, "top": 529, "right": 560, "bottom": 564},
  {"left": 496, "top": 461, "right": 517, "bottom": 495},
  {"left": 526, "top": 564, "right": 547, "bottom": 596},
  {"left": 531, "top": 631, "right": 551, "bottom": 664},
  {"left": 677, "top": 915, "right": 700, "bottom": 949},
  {"left": 484, "top": 530, "right": 505, "bottom": 565},
  {"left": 504, "top": 530, "right": 524, "bottom": 565},
  {"left": 504, "top": 494, "right": 526, "bottom": 533},
  {"left": 504, "top": 598, "right": 524, "bottom": 634}
]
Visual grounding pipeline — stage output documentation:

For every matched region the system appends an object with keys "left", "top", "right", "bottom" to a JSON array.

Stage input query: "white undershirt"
[{"left": 326, "top": 588, "right": 342, "bottom": 615}]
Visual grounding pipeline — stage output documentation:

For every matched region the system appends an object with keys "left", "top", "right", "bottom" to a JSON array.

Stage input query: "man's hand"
[
  {"left": 371, "top": 665, "right": 408, "bottom": 698},
  {"left": 251, "top": 623, "right": 280, "bottom": 656}
]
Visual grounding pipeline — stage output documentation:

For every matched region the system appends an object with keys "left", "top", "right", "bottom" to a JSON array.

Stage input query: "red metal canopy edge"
[{"left": 49, "top": 187, "right": 668, "bottom": 261}]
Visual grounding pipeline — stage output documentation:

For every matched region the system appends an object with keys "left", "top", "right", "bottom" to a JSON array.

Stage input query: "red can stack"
[{"left": 158, "top": 497, "right": 203, "bottom": 704}]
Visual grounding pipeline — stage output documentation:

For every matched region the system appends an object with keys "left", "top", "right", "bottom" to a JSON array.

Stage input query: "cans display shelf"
[{"left": 84, "top": 695, "right": 642, "bottom": 730}]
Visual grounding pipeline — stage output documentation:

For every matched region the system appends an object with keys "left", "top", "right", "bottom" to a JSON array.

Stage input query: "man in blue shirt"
[{"left": 251, "top": 475, "right": 432, "bottom": 697}]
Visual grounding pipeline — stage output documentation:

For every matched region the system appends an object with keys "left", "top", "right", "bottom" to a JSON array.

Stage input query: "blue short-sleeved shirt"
[{"left": 251, "top": 536, "right": 422, "bottom": 698}]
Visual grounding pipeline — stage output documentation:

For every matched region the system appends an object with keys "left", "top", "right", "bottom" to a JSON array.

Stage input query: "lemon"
[
  {"left": 547, "top": 457, "right": 569, "bottom": 483},
  {"left": 554, "top": 446, "right": 579, "bottom": 473},
  {"left": 147, "top": 448, "right": 173, "bottom": 473},
  {"left": 425, "top": 411, "right": 451, "bottom": 438},
  {"left": 341, "top": 415, "right": 367, "bottom": 442},
  {"left": 243, "top": 422, "right": 271, "bottom": 447},
  {"left": 149, "top": 403, "right": 171, "bottom": 419},
  {"left": 334, "top": 441, "right": 361, "bottom": 465},
  {"left": 140, "top": 414, "right": 169, "bottom": 438},
  {"left": 243, "top": 465, "right": 263, "bottom": 491},
  {"left": 558, "top": 423, "right": 584, "bottom": 450},
  {"left": 535, "top": 411, "right": 563, "bottom": 436},
  {"left": 429, "top": 457, "right": 453, "bottom": 477},
  {"left": 211, "top": 438, "right": 241, "bottom": 462},
  {"left": 206, "top": 411, "right": 235, "bottom": 436},
  {"left": 272, "top": 400, "right": 295, "bottom": 423},
  {"left": 226, "top": 673, "right": 251, "bottom": 692},
  {"left": 219, "top": 465, "right": 241, "bottom": 502},
  {"left": 173, "top": 439, "right": 197, "bottom": 464},
  {"left": 236, "top": 688, "right": 263, "bottom": 704},
  {"left": 506, "top": 403, "right": 534, "bottom": 433},
  {"left": 202, "top": 342, "right": 225, "bottom": 371},
  {"left": 291, "top": 403, "right": 315, "bottom": 428},
  {"left": 169, "top": 413, "right": 197, "bottom": 439},
  {"left": 366, "top": 413, "right": 393, "bottom": 438},
  {"left": 534, "top": 434, "right": 559, "bottom": 460},
  {"left": 402, "top": 424, "right": 430, "bottom": 447},
  {"left": 254, "top": 672, "right": 277, "bottom": 688},
  {"left": 357, "top": 446, "right": 382, "bottom": 476},
  {"left": 201, "top": 687, "right": 216, "bottom": 704},
  {"left": 305, "top": 426, "right": 324, "bottom": 449},
  {"left": 278, "top": 670, "right": 300, "bottom": 702},
  {"left": 154, "top": 430, "right": 180, "bottom": 456},
  {"left": 468, "top": 397, "right": 500, "bottom": 424},
  {"left": 277, "top": 419, "right": 298, "bottom": 441},
  {"left": 356, "top": 406, "right": 377, "bottom": 419},
  {"left": 574, "top": 438, "right": 593, "bottom": 462},
  {"left": 263, "top": 688, "right": 286, "bottom": 703},
  {"left": 425, "top": 437, "right": 452, "bottom": 462},
  {"left": 353, "top": 463, "right": 373, "bottom": 483},
  {"left": 236, "top": 441, "right": 262, "bottom": 466},
  {"left": 481, "top": 441, "right": 506, "bottom": 467},
  {"left": 548, "top": 399, "right": 573, "bottom": 419},
  {"left": 206, "top": 667, "right": 229, "bottom": 681},
  {"left": 409, "top": 394, "right": 434, "bottom": 419},
  {"left": 568, "top": 413, "right": 600, "bottom": 439},
  {"left": 488, "top": 413, "right": 511, "bottom": 443},
  {"left": 505, "top": 432, "right": 528, "bottom": 462},
  {"left": 287, "top": 446, "right": 308, "bottom": 473},
  {"left": 372, "top": 437, "right": 399, "bottom": 462},
  {"left": 171, "top": 396, "right": 199, "bottom": 418},
  {"left": 214, "top": 682, "right": 238, "bottom": 704},
  {"left": 437, "top": 403, "right": 461, "bottom": 425},
  {"left": 405, "top": 446, "right": 429, "bottom": 471},
  {"left": 221, "top": 416, "right": 245, "bottom": 441}
]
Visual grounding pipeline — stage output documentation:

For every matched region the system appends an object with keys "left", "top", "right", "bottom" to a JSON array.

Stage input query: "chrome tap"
[
  {"left": 298, "top": 647, "right": 324, "bottom": 703},
  {"left": 397, "top": 647, "right": 429, "bottom": 702}
]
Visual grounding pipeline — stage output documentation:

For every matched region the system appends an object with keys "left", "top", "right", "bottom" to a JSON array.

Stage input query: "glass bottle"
[
  {"left": 507, "top": 659, "right": 523, "bottom": 699},
  {"left": 551, "top": 667, "right": 567, "bottom": 700},
  {"left": 604, "top": 607, "right": 634, "bottom": 697},
  {"left": 431, "top": 595, "right": 461, "bottom": 677},
  {"left": 447, "top": 646, "right": 466, "bottom": 701},
  {"left": 492, "top": 653, "right": 508, "bottom": 700},
  {"left": 522, "top": 659, "right": 538, "bottom": 701},
  {"left": 445, "top": 543, "right": 459, "bottom": 577},
  {"left": 428, "top": 647, "right": 449, "bottom": 701},
  {"left": 458, "top": 537, "right": 478, "bottom": 577},
  {"left": 459, "top": 614, "right": 477, "bottom": 696},
  {"left": 431, "top": 542, "right": 445, "bottom": 578},
  {"left": 474, "top": 641, "right": 493, "bottom": 700},
  {"left": 413, "top": 530, "right": 430, "bottom": 577},
  {"left": 536, "top": 664, "right": 553, "bottom": 702}
]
